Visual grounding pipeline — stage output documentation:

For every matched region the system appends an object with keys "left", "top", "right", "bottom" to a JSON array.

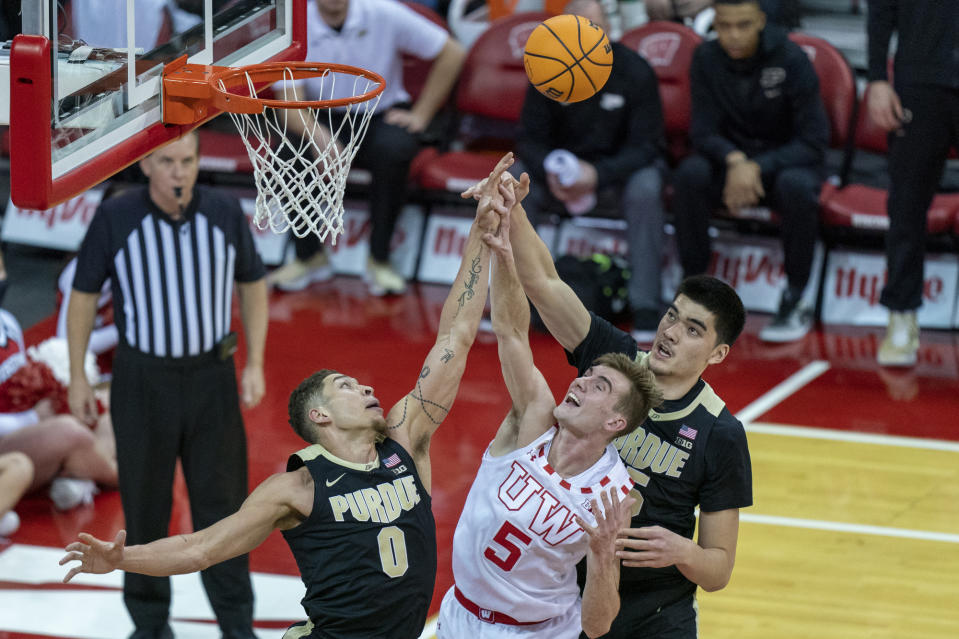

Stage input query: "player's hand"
[
  {"left": 68, "top": 378, "right": 98, "bottom": 426},
  {"left": 483, "top": 177, "right": 516, "bottom": 255},
  {"left": 241, "top": 364, "right": 266, "bottom": 409},
  {"left": 59, "top": 530, "right": 126, "bottom": 583},
  {"left": 384, "top": 108, "right": 429, "bottom": 134},
  {"left": 615, "top": 525, "right": 694, "bottom": 569},
  {"left": 723, "top": 160, "right": 763, "bottom": 214},
  {"left": 475, "top": 152, "right": 515, "bottom": 231},
  {"left": 576, "top": 487, "right": 635, "bottom": 560},
  {"left": 867, "top": 81, "right": 905, "bottom": 132}
]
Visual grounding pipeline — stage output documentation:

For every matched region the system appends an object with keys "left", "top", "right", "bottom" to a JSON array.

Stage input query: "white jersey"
[{"left": 450, "top": 426, "right": 633, "bottom": 623}]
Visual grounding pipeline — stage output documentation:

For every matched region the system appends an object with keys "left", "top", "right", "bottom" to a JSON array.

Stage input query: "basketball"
[{"left": 523, "top": 14, "right": 613, "bottom": 103}]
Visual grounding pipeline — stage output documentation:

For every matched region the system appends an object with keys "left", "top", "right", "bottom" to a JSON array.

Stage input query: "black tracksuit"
[
  {"left": 868, "top": 0, "right": 959, "bottom": 312},
  {"left": 673, "top": 25, "right": 829, "bottom": 294},
  {"left": 516, "top": 41, "right": 665, "bottom": 190}
]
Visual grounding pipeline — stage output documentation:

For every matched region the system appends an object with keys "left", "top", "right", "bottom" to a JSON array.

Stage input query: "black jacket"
[
  {"left": 516, "top": 41, "right": 665, "bottom": 190},
  {"left": 689, "top": 25, "right": 829, "bottom": 176},
  {"left": 867, "top": 0, "right": 959, "bottom": 88}
]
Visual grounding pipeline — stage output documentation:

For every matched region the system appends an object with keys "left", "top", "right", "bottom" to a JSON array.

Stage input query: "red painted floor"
[{"left": 3, "top": 276, "right": 959, "bottom": 639}]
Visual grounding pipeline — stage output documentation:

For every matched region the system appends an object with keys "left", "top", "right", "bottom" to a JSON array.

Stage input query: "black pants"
[
  {"left": 672, "top": 153, "right": 821, "bottom": 294},
  {"left": 110, "top": 345, "right": 253, "bottom": 636},
  {"left": 292, "top": 111, "right": 421, "bottom": 263},
  {"left": 881, "top": 83, "right": 959, "bottom": 311},
  {"left": 580, "top": 592, "right": 698, "bottom": 639}
]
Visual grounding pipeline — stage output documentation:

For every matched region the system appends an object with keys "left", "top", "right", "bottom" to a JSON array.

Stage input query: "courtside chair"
[{"left": 416, "top": 11, "right": 552, "bottom": 201}]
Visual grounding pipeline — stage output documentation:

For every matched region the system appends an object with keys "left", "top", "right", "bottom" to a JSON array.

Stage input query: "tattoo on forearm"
[
  {"left": 441, "top": 348, "right": 454, "bottom": 363},
  {"left": 388, "top": 378, "right": 450, "bottom": 429},
  {"left": 454, "top": 256, "right": 482, "bottom": 316}
]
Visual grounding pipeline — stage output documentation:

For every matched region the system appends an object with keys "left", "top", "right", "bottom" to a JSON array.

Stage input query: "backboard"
[{"left": 5, "top": 0, "right": 305, "bottom": 210}]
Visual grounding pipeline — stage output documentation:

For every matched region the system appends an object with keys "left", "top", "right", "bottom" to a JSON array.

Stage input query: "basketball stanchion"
[
  {"left": 163, "top": 58, "right": 385, "bottom": 244},
  {"left": 523, "top": 14, "right": 612, "bottom": 103}
]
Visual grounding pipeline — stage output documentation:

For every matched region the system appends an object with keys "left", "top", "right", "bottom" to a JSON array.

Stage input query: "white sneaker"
[
  {"left": 877, "top": 310, "right": 919, "bottom": 367},
  {"left": 269, "top": 253, "right": 333, "bottom": 292},
  {"left": 364, "top": 259, "right": 406, "bottom": 296},
  {"left": 49, "top": 477, "right": 98, "bottom": 511},
  {"left": 760, "top": 291, "right": 813, "bottom": 343},
  {"left": 0, "top": 510, "right": 20, "bottom": 537}
]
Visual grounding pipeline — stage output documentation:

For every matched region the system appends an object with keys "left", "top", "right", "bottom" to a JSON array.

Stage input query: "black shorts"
[{"left": 581, "top": 592, "right": 697, "bottom": 639}]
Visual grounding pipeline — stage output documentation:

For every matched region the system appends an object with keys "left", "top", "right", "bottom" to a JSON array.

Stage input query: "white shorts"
[{"left": 436, "top": 586, "right": 582, "bottom": 639}]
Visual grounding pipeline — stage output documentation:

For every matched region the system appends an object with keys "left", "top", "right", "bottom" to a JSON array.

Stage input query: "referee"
[{"left": 66, "top": 131, "right": 268, "bottom": 639}]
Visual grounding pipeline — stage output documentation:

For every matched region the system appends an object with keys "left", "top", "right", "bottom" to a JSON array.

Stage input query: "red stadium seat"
[
  {"left": 820, "top": 80, "right": 959, "bottom": 234},
  {"left": 788, "top": 33, "right": 857, "bottom": 150},
  {"left": 620, "top": 22, "right": 701, "bottom": 164},
  {"left": 417, "top": 11, "right": 551, "bottom": 194}
]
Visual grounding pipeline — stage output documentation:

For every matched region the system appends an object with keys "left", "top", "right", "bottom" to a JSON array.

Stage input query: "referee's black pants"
[
  {"left": 880, "top": 83, "right": 959, "bottom": 312},
  {"left": 292, "top": 110, "right": 421, "bottom": 263},
  {"left": 672, "top": 153, "right": 821, "bottom": 296},
  {"left": 111, "top": 345, "right": 253, "bottom": 637}
]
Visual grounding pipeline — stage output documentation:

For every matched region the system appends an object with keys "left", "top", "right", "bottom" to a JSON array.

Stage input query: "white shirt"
[
  {"left": 450, "top": 427, "right": 634, "bottom": 622},
  {"left": 301, "top": 0, "right": 449, "bottom": 110}
]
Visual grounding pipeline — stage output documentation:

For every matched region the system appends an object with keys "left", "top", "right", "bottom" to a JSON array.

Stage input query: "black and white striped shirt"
[{"left": 74, "top": 186, "right": 265, "bottom": 358}]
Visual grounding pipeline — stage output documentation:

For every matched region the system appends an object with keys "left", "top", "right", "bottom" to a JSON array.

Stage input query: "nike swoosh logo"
[{"left": 325, "top": 473, "right": 346, "bottom": 487}]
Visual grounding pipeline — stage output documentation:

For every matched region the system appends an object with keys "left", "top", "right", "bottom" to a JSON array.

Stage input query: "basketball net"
[{"left": 221, "top": 68, "right": 382, "bottom": 245}]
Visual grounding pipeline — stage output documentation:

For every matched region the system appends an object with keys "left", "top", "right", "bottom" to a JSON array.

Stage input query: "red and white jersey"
[
  {"left": 450, "top": 426, "right": 633, "bottom": 623},
  {"left": 0, "top": 309, "right": 27, "bottom": 386}
]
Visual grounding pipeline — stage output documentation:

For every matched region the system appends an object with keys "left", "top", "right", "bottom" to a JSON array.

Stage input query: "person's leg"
[
  {"left": 0, "top": 415, "right": 112, "bottom": 490},
  {"left": 877, "top": 84, "right": 953, "bottom": 365},
  {"left": 181, "top": 359, "right": 253, "bottom": 638},
  {"left": 0, "top": 451, "right": 33, "bottom": 514},
  {"left": 110, "top": 352, "right": 181, "bottom": 635},
  {"left": 880, "top": 84, "right": 952, "bottom": 313},
  {"left": 621, "top": 163, "right": 666, "bottom": 339},
  {"left": 757, "top": 167, "right": 821, "bottom": 342},
  {"left": 352, "top": 115, "right": 420, "bottom": 294},
  {"left": 671, "top": 154, "right": 723, "bottom": 278},
  {"left": 768, "top": 166, "right": 822, "bottom": 295}
]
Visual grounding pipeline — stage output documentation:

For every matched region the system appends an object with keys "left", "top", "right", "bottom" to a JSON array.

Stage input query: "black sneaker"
[
  {"left": 760, "top": 290, "right": 813, "bottom": 343},
  {"left": 630, "top": 308, "right": 661, "bottom": 344}
]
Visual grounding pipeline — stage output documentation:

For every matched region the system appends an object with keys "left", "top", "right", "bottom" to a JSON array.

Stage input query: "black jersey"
[
  {"left": 282, "top": 438, "right": 437, "bottom": 639},
  {"left": 570, "top": 313, "right": 752, "bottom": 615}
]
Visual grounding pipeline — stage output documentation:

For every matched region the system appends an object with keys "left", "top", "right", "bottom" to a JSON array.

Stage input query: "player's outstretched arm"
[
  {"left": 484, "top": 178, "right": 555, "bottom": 455},
  {"left": 461, "top": 172, "right": 591, "bottom": 352},
  {"left": 386, "top": 153, "right": 514, "bottom": 487},
  {"left": 576, "top": 488, "right": 636, "bottom": 638},
  {"left": 60, "top": 471, "right": 305, "bottom": 582}
]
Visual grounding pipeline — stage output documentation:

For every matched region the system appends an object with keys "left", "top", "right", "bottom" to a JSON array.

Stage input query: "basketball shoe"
[
  {"left": 268, "top": 252, "right": 333, "bottom": 291},
  {"left": 877, "top": 310, "right": 919, "bottom": 367},
  {"left": 365, "top": 258, "right": 406, "bottom": 296},
  {"left": 760, "top": 289, "right": 813, "bottom": 343},
  {"left": 49, "top": 477, "right": 98, "bottom": 511},
  {"left": 0, "top": 510, "right": 20, "bottom": 538}
]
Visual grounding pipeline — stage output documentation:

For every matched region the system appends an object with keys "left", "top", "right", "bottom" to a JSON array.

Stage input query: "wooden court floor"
[{"left": 1, "top": 278, "right": 957, "bottom": 639}]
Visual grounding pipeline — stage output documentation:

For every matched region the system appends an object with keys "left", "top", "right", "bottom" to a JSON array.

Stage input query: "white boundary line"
[
  {"left": 735, "top": 360, "right": 831, "bottom": 424},
  {"left": 745, "top": 421, "right": 959, "bottom": 452},
  {"left": 741, "top": 513, "right": 959, "bottom": 544}
]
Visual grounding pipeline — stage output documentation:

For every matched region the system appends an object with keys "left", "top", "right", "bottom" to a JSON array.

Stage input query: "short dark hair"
[
  {"left": 674, "top": 275, "right": 746, "bottom": 346},
  {"left": 593, "top": 352, "right": 663, "bottom": 439},
  {"left": 288, "top": 369, "right": 339, "bottom": 442}
]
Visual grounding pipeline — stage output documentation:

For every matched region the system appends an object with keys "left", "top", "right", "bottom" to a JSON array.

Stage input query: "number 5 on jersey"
[{"left": 484, "top": 521, "right": 532, "bottom": 571}]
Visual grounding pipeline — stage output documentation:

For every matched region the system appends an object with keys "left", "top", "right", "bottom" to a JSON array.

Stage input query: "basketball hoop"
[{"left": 163, "top": 59, "right": 385, "bottom": 244}]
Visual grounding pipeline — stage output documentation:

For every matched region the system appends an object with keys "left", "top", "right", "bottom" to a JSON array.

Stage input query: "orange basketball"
[{"left": 523, "top": 14, "right": 613, "bottom": 103}]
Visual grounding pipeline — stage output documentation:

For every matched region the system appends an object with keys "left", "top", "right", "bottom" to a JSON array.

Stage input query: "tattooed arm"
[{"left": 386, "top": 153, "right": 515, "bottom": 494}]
